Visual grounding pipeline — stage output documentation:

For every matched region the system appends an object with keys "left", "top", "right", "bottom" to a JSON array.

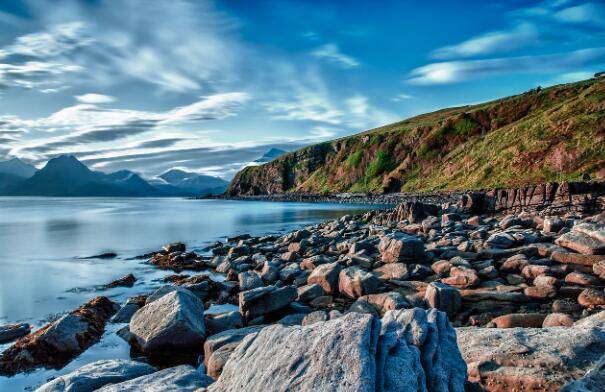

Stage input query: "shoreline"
[{"left": 2, "top": 197, "right": 605, "bottom": 391}]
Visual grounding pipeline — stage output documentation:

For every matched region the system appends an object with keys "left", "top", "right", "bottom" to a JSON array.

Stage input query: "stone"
[
  {"left": 238, "top": 271, "right": 263, "bottom": 291},
  {"left": 0, "top": 297, "right": 116, "bottom": 376},
  {"left": 348, "top": 300, "right": 380, "bottom": 317},
  {"left": 104, "top": 273, "right": 136, "bottom": 288},
  {"left": 560, "top": 353, "right": 605, "bottom": 392},
  {"left": 565, "top": 271, "right": 601, "bottom": 286},
  {"left": 552, "top": 251, "right": 604, "bottom": 266},
  {"left": 357, "top": 292, "right": 409, "bottom": 316},
  {"left": 488, "top": 313, "right": 547, "bottom": 328},
  {"left": 457, "top": 311, "right": 605, "bottom": 391},
  {"left": 111, "top": 296, "right": 146, "bottom": 324},
  {"left": 238, "top": 285, "right": 297, "bottom": 320},
  {"left": 524, "top": 285, "right": 557, "bottom": 300},
  {"left": 302, "top": 310, "right": 328, "bottom": 326},
  {"left": 556, "top": 230, "right": 605, "bottom": 255},
  {"left": 0, "top": 323, "right": 30, "bottom": 344},
  {"left": 279, "top": 262, "right": 302, "bottom": 282},
  {"left": 297, "top": 283, "right": 324, "bottom": 302},
  {"left": 379, "top": 234, "right": 426, "bottom": 263},
  {"left": 533, "top": 275, "right": 559, "bottom": 287},
  {"left": 35, "top": 359, "right": 155, "bottom": 392},
  {"left": 338, "top": 266, "right": 379, "bottom": 299},
  {"left": 95, "top": 365, "right": 212, "bottom": 392},
  {"left": 543, "top": 313, "right": 574, "bottom": 327},
  {"left": 163, "top": 242, "right": 186, "bottom": 253},
  {"left": 431, "top": 260, "right": 453, "bottom": 276},
  {"left": 441, "top": 267, "right": 479, "bottom": 289},
  {"left": 307, "top": 262, "right": 342, "bottom": 294},
  {"left": 578, "top": 288, "right": 605, "bottom": 307},
  {"left": 543, "top": 217, "right": 565, "bottom": 233},
  {"left": 373, "top": 263, "right": 410, "bottom": 280},
  {"left": 129, "top": 289, "right": 205, "bottom": 361},
  {"left": 425, "top": 282, "right": 461, "bottom": 317},
  {"left": 203, "top": 326, "right": 263, "bottom": 379},
  {"left": 553, "top": 298, "right": 583, "bottom": 314},
  {"left": 594, "top": 260, "right": 605, "bottom": 279},
  {"left": 205, "top": 311, "right": 243, "bottom": 336}
]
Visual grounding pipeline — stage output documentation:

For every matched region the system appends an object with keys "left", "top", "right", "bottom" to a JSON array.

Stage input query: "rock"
[
  {"left": 0, "top": 323, "right": 30, "bottom": 344},
  {"left": 145, "top": 285, "right": 179, "bottom": 304},
  {"left": 560, "top": 353, "right": 605, "bottom": 392},
  {"left": 543, "top": 217, "right": 565, "bottom": 233},
  {"left": 0, "top": 297, "right": 116, "bottom": 376},
  {"left": 379, "top": 234, "right": 426, "bottom": 263},
  {"left": 307, "top": 262, "right": 342, "bottom": 294},
  {"left": 457, "top": 311, "right": 605, "bottom": 391},
  {"left": 488, "top": 313, "right": 547, "bottom": 328},
  {"left": 348, "top": 300, "right": 380, "bottom": 317},
  {"left": 208, "top": 313, "right": 379, "bottom": 391},
  {"left": 552, "top": 251, "right": 604, "bottom": 266},
  {"left": 553, "top": 298, "right": 583, "bottom": 314},
  {"left": 357, "top": 292, "right": 409, "bottom": 316},
  {"left": 104, "top": 273, "right": 136, "bottom": 289},
  {"left": 205, "top": 311, "right": 243, "bottom": 336},
  {"left": 565, "top": 271, "right": 601, "bottom": 286},
  {"left": 203, "top": 326, "right": 263, "bottom": 379},
  {"left": 238, "top": 271, "right": 263, "bottom": 291},
  {"left": 276, "top": 313, "right": 306, "bottom": 326},
  {"left": 578, "top": 288, "right": 605, "bottom": 307},
  {"left": 373, "top": 263, "right": 409, "bottom": 280},
  {"left": 534, "top": 275, "right": 559, "bottom": 287},
  {"left": 129, "top": 288, "right": 205, "bottom": 362},
  {"left": 297, "top": 283, "right": 324, "bottom": 302},
  {"left": 543, "top": 313, "right": 574, "bottom": 327},
  {"left": 95, "top": 365, "right": 212, "bottom": 392},
  {"left": 163, "top": 242, "right": 186, "bottom": 253},
  {"left": 425, "top": 282, "right": 461, "bottom": 317},
  {"left": 279, "top": 262, "right": 301, "bottom": 282},
  {"left": 238, "top": 285, "right": 297, "bottom": 321},
  {"left": 442, "top": 267, "right": 480, "bottom": 289},
  {"left": 594, "top": 260, "right": 605, "bottom": 279},
  {"left": 338, "top": 266, "right": 379, "bottom": 299},
  {"left": 35, "top": 359, "right": 155, "bottom": 392},
  {"left": 556, "top": 230, "right": 605, "bottom": 255},
  {"left": 302, "top": 310, "right": 328, "bottom": 326},
  {"left": 110, "top": 296, "right": 146, "bottom": 324},
  {"left": 524, "top": 285, "right": 557, "bottom": 300}
]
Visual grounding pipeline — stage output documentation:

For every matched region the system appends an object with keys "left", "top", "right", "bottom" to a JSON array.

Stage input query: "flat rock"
[
  {"left": 556, "top": 231, "right": 605, "bottom": 255},
  {"left": 95, "top": 365, "right": 211, "bottom": 392},
  {"left": 373, "top": 263, "right": 409, "bottom": 280},
  {"left": 35, "top": 359, "right": 155, "bottom": 392},
  {"left": 379, "top": 234, "right": 426, "bottom": 263},
  {"left": 239, "top": 285, "right": 297, "bottom": 321},
  {"left": 0, "top": 322, "right": 31, "bottom": 344},
  {"left": 203, "top": 326, "right": 264, "bottom": 379}
]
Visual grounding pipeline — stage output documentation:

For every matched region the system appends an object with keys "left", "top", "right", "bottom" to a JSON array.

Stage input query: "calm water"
[{"left": 0, "top": 197, "right": 383, "bottom": 390}]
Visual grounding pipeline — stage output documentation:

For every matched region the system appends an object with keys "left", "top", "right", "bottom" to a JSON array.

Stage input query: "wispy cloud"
[
  {"left": 432, "top": 23, "right": 539, "bottom": 59},
  {"left": 76, "top": 93, "right": 116, "bottom": 104},
  {"left": 554, "top": 2, "right": 605, "bottom": 26},
  {"left": 311, "top": 43, "right": 359, "bottom": 69},
  {"left": 407, "top": 47, "right": 605, "bottom": 85}
]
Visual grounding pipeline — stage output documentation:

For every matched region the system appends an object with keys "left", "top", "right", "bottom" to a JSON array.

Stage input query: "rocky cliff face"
[{"left": 227, "top": 77, "right": 605, "bottom": 196}]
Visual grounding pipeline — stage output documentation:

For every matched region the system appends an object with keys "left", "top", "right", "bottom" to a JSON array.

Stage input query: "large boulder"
[
  {"left": 556, "top": 224, "right": 605, "bottom": 255},
  {"left": 339, "top": 266, "right": 379, "bottom": 299},
  {"left": 379, "top": 234, "right": 426, "bottom": 263},
  {"left": 35, "top": 359, "right": 155, "bottom": 392},
  {"left": 238, "top": 285, "right": 297, "bottom": 321},
  {"left": 129, "top": 288, "right": 205, "bottom": 362},
  {"left": 95, "top": 365, "right": 212, "bottom": 392},
  {"left": 561, "top": 353, "right": 605, "bottom": 392},
  {"left": 209, "top": 308, "right": 467, "bottom": 392},
  {"left": 457, "top": 311, "right": 605, "bottom": 391},
  {"left": 0, "top": 297, "right": 116, "bottom": 376}
]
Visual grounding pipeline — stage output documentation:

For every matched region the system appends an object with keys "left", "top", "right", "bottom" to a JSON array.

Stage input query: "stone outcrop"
[
  {"left": 209, "top": 309, "right": 467, "bottom": 391},
  {"left": 35, "top": 359, "right": 155, "bottom": 392},
  {"left": 0, "top": 297, "right": 116, "bottom": 376},
  {"left": 95, "top": 365, "right": 213, "bottom": 392}
]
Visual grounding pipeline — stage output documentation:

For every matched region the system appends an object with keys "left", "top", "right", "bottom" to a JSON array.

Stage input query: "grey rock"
[
  {"left": 379, "top": 234, "right": 426, "bottom": 263},
  {"left": 203, "top": 326, "right": 264, "bottom": 379},
  {"left": 35, "top": 359, "right": 155, "bottom": 392},
  {"left": 424, "top": 282, "right": 461, "bottom": 317},
  {"left": 238, "top": 285, "right": 297, "bottom": 320},
  {"left": 205, "top": 311, "right": 243, "bottom": 336},
  {"left": 238, "top": 271, "right": 263, "bottom": 291},
  {"left": 96, "top": 365, "right": 211, "bottom": 392},
  {"left": 560, "top": 353, "right": 605, "bottom": 391},
  {"left": 339, "top": 266, "right": 379, "bottom": 299},
  {"left": 307, "top": 262, "right": 342, "bottom": 294},
  {"left": 297, "top": 283, "right": 324, "bottom": 302},
  {"left": 0, "top": 323, "right": 30, "bottom": 344}
]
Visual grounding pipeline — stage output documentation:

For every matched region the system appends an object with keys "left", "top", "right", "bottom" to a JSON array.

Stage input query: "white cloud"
[
  {"left": 76, "top": 93, "right": 116, "bottom": 104},
  {"left": 311, "top": 43, "right": 360, "bottom": 69},
  {"left": 407, "top": 47, "right": 605, "bottom": 85},
  {"left": 432, "top": 23, "right": 539, "bottom": 59},
  {"left": 392, "top": 93, "right": 414, "bottom": 102},
  {"left": 554, "top": 3, "right": 605, "bottom": 26}
]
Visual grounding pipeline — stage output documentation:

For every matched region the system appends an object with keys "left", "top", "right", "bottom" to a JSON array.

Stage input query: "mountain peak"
[{"left": 0, "top": 157, "right": 37, "bottom": 179}]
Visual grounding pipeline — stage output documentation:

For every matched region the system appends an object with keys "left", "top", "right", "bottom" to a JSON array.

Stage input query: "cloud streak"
[{"left": 311, "top": 43, "right": 359, "bottom": 69}]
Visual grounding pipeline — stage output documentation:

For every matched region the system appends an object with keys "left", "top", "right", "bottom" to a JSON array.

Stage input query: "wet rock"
[
  {"left": 95, "top": 365, "right": 212, "bottom": 392},
  {"left": 238, "top": 285, "right": 297, "bottom": 321},
  {"left": 488, "top": 313, "right": 547, "bottom": 328},
  {"left": 0, "top": 297, "right": 116, "bottom": 376},
  {"left": 104, "top": 273, "right": 136, "bottom": 289},
  {"left": 35, "top": 359, "right": 155, "bottom": 392},
  {"left": 0, "top": 322, "right": 30, "bottom": 344},
  {"left": 338, "top": 266, "right": 379, "bottom": 299},
  {"left": 543, "top": 313, "right": 574, "bottom": 327},
  {"left": 425, "top": 282, "right": 461, "bottom": 317},
  {"left": 379, "top": 234, "right": 426, "bottom": 263},
  {"left": 307, "top": 261, "right": 342, "bottom": 294},
  {"left": 129, "top": 288, "right": 206, "bottom": 363},
  {"left": 457, "top": 311, "right": 605, "bottom": 391},
  {"left": 163, "top": 242, "right": 186, "bottom": 253}
]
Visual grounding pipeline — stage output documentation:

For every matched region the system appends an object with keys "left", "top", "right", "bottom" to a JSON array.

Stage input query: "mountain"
[
  {"left": 2, "top": 155, "right": 163, "bottom": 197},
  {"left": 157, "top": 169, "right": 228, "bottom": 196},
  {"left": 252, "top": 148, "right": 287, "bottom": 164},
  {"left": 227, "top": 76, "right": 605, "bottom": 196},
  {"left": 0, "top": 158, "right": 37, "bottom": 179}
]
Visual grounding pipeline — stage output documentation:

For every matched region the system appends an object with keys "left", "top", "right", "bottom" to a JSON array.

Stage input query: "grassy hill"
[{"left": 227, "top": 76, "right": 605, "bottom": 196}]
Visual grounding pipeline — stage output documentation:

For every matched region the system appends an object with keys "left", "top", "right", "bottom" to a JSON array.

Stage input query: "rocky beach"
[{"left": 0, "top": 181, "right": 603, "bottom": 391}]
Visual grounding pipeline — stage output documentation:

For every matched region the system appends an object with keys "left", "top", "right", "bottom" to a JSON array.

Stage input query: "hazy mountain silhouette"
[
  {"left": 156, "top": 169, "right": 228, "bottom": 196},
  {"left": 0, "top": 158, "right": 37, "bottom": 179}
]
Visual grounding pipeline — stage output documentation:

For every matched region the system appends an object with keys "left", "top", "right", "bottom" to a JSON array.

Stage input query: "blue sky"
[{"left": 0, "top": 0, "right": 604, "bottom": 179}]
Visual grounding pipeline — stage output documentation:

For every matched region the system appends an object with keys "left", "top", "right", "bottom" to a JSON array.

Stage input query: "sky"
[{"left": 0, "top": 0, "right": 604, "bottom": 179}]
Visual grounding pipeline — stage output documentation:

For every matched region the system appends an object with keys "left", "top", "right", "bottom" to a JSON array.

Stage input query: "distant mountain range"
[
  {"left": 251, "top": 148, "right": 287, "bottom": 165},
  {"left": 0, "top": 156, "right": 229, "bottom": 197}
]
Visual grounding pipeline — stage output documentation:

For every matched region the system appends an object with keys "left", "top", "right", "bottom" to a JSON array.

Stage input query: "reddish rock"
[
  {"left": 593, "top": 259, "right": 605, "bottom": 279},
  {"left": 500, "top": 254, "right": 528, "bottom": 273},
  {"left": 338, "top": 267, "right": 379, "bottom": 299},
  {"left": 425, "top": 282, "right": 461, "bottom": 316},
  {"left": 524, "top": 285, "right": 557, "bottom": 300},
  {"left": 578, "top": 288, "right": 605, "bottom": 307},
  {"left": 378, "top": 234, "right": 426, "bottom": 263},
  {"left": 372, "top": 263, "right": 409, "bottom": 280},
  {"left": 307, "top": 262, "right": 342, "bottom": 294},
  {"left": 0, "top": 297, "right": 116, "bottom": 376},
  {"left": 489, "top": 313, "right": 547, "bottom": 328},
  {"left": 104, "top": 273, "right": 136, "bottom": 288},
  {"left": 521, "top": 265, "right": 550, "bottom": 279},
  {"left": 555, "top": 230, "right": 605, "bottom": 255},
  {"left": 442, "top": 267, "right": 480, "bottom": 288},
  {"left": 551, "top": 251, "right": 604, "bottom": 266},
  {"left": 542, "top": 313, "right": 574, "bottom": 327},
  {"left": 565, "top": 272, "right": 601, "bottom": 286},
  {"left": 533, "top": 275, "right": 559, "bottom": 288},
  {"left": 431, "top": 260, "right": 453, "bottom": 276}
]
